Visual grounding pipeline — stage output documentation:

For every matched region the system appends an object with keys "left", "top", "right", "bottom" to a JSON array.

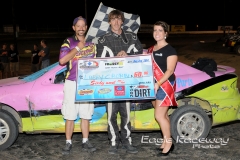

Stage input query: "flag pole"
[{"left": 85, "top": 0, "right": 87, "bottom": 21}]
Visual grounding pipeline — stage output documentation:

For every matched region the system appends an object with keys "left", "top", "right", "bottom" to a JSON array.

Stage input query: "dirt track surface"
[
  {"left": 0, "top": 34, "right": 240, "bottom": 159},
  {"left": 0, "top": 122, "right": 240, "bottom": 160}
]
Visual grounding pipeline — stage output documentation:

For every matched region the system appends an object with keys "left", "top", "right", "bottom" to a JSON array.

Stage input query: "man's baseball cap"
[{"left": 73, "top": 16, "right": 87, "bottom": 26}]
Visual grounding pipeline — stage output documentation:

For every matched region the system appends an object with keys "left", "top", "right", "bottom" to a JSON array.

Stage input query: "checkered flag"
[{"left": 85, "top": 2, "right": 141, "bottom": 43}]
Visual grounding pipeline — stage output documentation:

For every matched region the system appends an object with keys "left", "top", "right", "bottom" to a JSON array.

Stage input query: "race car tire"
[
  {"left": 0, "top": 110, "right": 19, "bottom": 151},
  {"left": 234, "top": 45, "right": 240, "bottom": 55},
  {"left": 170, "top": 105, "right": 211, "bottom": 141}
]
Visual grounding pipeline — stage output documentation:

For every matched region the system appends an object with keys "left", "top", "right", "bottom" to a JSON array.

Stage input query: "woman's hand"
[{"left": 154, "top": 82, "right": 159, "bottom": 93}]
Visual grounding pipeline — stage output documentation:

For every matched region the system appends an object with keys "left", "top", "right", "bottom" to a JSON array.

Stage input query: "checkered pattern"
[{"left": 85, "top": 2, "right": 141, "bottom": 43}]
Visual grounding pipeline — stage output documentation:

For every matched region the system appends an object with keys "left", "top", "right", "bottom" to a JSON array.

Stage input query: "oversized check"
[{"left": 75, "top": 55, "right": 155, "bottom": 102}]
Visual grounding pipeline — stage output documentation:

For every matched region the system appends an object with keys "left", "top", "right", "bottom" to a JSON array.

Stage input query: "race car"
[{"left": 0, "top": 59, "right": 239, "bottom": 151}]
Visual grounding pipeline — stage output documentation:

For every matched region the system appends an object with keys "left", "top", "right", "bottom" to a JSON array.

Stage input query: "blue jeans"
[{"left": 41, "top": 59, "right": 50, "bottom": 69}]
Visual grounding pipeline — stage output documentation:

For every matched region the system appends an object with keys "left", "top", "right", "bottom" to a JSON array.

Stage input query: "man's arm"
[
  {"left": 59, "top": 39, "right": 85, "bottom": 65},
  {"left": 39, "top": 47, "right": 49, "bottom": 57},
  {"left": 38, "top": 50, "right": 44, "bottom": 57},
  {"left": 59, "top": 39, "right": 71, "bottom": 65}
]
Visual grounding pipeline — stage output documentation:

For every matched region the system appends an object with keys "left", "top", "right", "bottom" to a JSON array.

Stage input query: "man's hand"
[{"left": 116, "top": 50, "right": 127, "bottom": 57}]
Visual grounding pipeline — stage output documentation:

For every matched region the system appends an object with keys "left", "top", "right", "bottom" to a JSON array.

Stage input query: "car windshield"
[{"left": 20, "top": 62, "right": 59, "bottom": 82}]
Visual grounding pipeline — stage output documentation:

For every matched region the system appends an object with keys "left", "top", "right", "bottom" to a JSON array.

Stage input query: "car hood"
[{"left": 0, "top": 77, "right": 27, "bottom": 87}]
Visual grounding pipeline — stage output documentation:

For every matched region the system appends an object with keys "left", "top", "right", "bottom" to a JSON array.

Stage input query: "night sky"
[{"left": 0, "top": 0, "right": 239, "bottom": 31}]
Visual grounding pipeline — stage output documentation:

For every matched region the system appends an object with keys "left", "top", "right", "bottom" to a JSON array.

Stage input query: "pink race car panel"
[{"left": 174, "top": 62, "right": 235, "bottom": 92}]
